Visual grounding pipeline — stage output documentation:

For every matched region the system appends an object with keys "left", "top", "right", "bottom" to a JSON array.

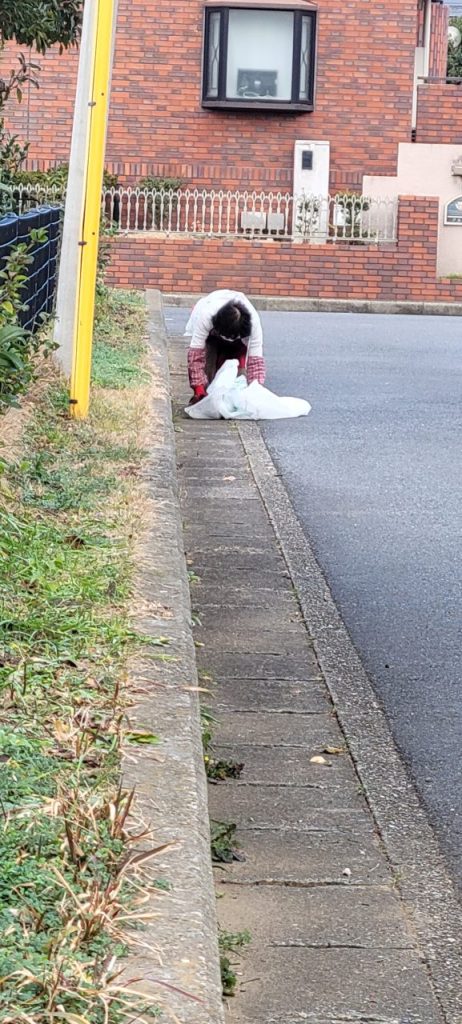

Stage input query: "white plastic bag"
[{"left": 185, "top": 360, "right": 311, "bottom": 421}]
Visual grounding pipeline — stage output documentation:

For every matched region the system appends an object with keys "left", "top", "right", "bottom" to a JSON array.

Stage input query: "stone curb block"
[
  {"left": 163, "top": 291, "right": 462, "bottom": 317},
  {"left": 121, "top": 289, "right": 224, "bottom": 1023}
]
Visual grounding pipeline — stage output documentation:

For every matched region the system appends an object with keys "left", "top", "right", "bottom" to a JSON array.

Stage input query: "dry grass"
[{"left": 0, "top": 353, "right": 57, "bottom": 460}]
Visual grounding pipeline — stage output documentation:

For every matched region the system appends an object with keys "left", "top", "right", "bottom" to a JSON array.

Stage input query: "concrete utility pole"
[{"left": 54, "top": 0, "right": 118, "bottom": 419}]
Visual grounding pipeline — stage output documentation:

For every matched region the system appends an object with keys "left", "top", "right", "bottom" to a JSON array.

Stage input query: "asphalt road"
[{"left": 166, "top": 306, "right": 462, "bottom": 887}]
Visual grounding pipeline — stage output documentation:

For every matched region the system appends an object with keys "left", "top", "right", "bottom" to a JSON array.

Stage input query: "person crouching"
[{"left": 185, "top": 289, "right": 266, "bottom": 404}]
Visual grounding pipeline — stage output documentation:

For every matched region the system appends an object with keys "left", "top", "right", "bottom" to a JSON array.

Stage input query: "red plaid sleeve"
[
  {"left": 247, "top": 355, "right": 266, "bottom": 385},
  {"left": 188, "top": 347, "right": 208, "bottom": 389}
]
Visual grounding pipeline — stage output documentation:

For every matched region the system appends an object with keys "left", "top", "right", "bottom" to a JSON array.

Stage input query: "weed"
[
  {"left": 206, "top": 758, "right": 244, "bottom": 782},
  {"left": 219, "top": 929, "right": 251, "bottom": 997},
  {"left": 210, "top": 821, "right": 244, "bottom": 864},
  {"left": 153, "top": 878, "right": 172, "bottom": 893},
  {"left": 200, "top": 706, "right": 244, "bottom": 782},
  {"left": 200, "top": 705, "right": 215, "bottom": 756}
]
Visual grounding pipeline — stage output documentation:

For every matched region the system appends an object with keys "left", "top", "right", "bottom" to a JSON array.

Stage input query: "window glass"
[
  {"left": 299, "top": 15, "right": 312, "bottom": 101},
  {"left": 206, "top": 11, "right": 221, "bottom": 98},
  {"left": 226, "top": 9, "right": 295, "bottom": 102}
]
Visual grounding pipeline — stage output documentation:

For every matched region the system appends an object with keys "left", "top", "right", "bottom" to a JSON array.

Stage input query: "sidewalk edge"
[
  {"left": 163, "top": 292, "right": 462, "bottom": 317},
  {"left": 121, "top": 289, "right": 224, "bottom": 1023},
  {"left": 237, "top": 420, "right": 462, "bottom": 1024}
]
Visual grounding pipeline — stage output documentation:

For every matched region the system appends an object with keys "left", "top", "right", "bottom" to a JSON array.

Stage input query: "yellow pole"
[{"left": 69, "top": 0, "right": 117, "bottom": 419}]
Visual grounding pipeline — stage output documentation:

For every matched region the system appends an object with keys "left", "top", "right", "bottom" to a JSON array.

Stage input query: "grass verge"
[{"left": 0, "top": 288, "right": 165, "bottom": 1023}]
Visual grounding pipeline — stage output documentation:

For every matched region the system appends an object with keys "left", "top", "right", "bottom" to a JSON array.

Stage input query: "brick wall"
[
  {"left": 416, "top": 82, "right": 462, "bottom": 140},
  {"left": 429, "top": 2, "right": 449, "bottom": 78},
  {"left": 4, "top": 0, "right": 418, "bottom": 191},
  {"left": 104, "top": 197, "right": 462, "bottom": 303}
]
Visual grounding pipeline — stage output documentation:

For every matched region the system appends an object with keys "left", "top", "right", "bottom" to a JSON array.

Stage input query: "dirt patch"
[
  {"left": 0, "top": 404, "right": 33, "bottom": 461},
  {"left": 0, "top": 355, "right": 58, "bottom": 461}
]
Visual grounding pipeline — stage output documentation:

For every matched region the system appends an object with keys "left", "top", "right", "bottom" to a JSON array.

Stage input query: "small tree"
[
  {"left": 0, "top": 118, "right": 30, "bottom": 190},
  {"left": 0, "top": 0, "right": 83, "bottom": 176},
  {"left": 296, "top": 194, "right": 321, "bottom": 239},
  {"left": 0, "top": 2, "right": 82, "bottom": 411},
  {"left": 448, "top": 17, "right": 462, "bottom": 78},
  {"left": 0, "top": 1, "right": 82, "bottom": 53}
]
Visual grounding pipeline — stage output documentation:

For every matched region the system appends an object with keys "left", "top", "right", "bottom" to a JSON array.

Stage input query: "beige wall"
[{"left": 364, "top": 144, "right": 462, "bottom": 277}]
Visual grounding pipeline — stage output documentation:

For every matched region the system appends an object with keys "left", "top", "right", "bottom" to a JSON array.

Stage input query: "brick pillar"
[
  {"left": 397, "top": 194, "right": 439, "bottom": 298},
  {"left": 429, "top": 1, "right": 450, "bottom": 78}
]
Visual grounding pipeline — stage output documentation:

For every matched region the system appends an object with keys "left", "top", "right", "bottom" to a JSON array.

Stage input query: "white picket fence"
[{"left": 11, "top": 183, "right": 398, "bottom": 244}]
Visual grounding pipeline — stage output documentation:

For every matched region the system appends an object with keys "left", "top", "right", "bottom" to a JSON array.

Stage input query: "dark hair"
[{"left": 212, "top": 301, "right": 252, "bottom": 341}]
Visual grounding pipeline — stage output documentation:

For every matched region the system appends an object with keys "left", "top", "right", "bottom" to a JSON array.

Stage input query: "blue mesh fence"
[{"left": 0, "top": 206, "right": 62, "bottom": 332}]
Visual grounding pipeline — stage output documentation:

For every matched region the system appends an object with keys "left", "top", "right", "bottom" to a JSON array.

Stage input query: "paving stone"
[
  {"left": 224, "top": 948, "right": 442, "bottom": 1023},
  {"left": 178, "top": 443, "right": 244, "bottom": 455},
  {"left": 190, "top": 573, "right": 290, "bottom": 598},
  {"left": 177, "top": 450, "right": 244, "bottom": 461},
  {"left": 198, "top": 627, "right": 308, "bottom": 655},
  {"left": 186, "top": 525, "right": 276, "bottom": 546},
  {"left": 195, "top": 604, "right": 302, "bottom": 629},
  {"left": 208, "top": 784, "right": 368, "bottom": 827},
  {"left": 181, "top": 476, "right": 252, "bottom": 493},
  {"left": 214, "top": 678, "right": 327, "bottom": 714},
  {"left": 187, "top": 542, "right": 282, "bottom": 555},
  {"left": 212, "top": 827, "right": 390, "bottom": 885},
  {"left": 186, "top": 548, "right": 285, "bottom": 572},
  {"left": 213, "top": 711, "right": 344, "bottom": 749},
  {"left": 216, "top": 883, "right": 414, "bottom": 950},
  {"left": 209, "top": 743, "right": 358, "bottom": 791},
  {"left": 183, "top": 509, "right": 265, "bottom": 529},
  {"left": 192, "top": 589, "right": 297, "bottom": 611},
  {"left": 199, "top": 651, "right": 322, "bottom": 680},
  {"left": 180, "top": 493, "right": 274, "bottom": 512},
  {"left": 183, "top": 485, "right": 260, "bottom": 502},
  {"left": 183, "top": 478, "right": 254, "bottom": 492},
  {"left": 190, "top": 567, "right": 291, "bottom": 591}
]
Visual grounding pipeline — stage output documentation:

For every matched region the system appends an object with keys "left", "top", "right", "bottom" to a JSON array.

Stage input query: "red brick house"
[
  {"left": 5, "top": 0, "right": 462, "bottom": 304},
  {"left": 4, "top": 0, "right": 453, "bottom": 189}
]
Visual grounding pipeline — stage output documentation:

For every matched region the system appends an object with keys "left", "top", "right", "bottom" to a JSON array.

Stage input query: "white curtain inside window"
[{"left": 226, "top": 9, "right": 294, "bottom": 101}]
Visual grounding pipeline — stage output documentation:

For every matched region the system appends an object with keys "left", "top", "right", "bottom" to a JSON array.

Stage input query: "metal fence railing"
[
  {"left": 9, "top": 183, "right": 399, "bottom": 244},
  {"left": 100, "top": 188, "right": 398, "bottom": 243},
  {"left": 10, "top": 183, "right": 66, "bottom": 216},
  {"left": 0, "top": 207, "right": 62, "bottom": 331}
]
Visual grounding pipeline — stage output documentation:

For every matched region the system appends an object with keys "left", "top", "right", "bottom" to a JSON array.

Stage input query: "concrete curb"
[
  {"left": 121, "top": 290, "right": 224, "bottom": 1023},
  {"left": 237, "top": 420, "right": 462, "bottom": 1024},
  {"left": 163, "top": 291, "right": 462, "bottom": 317}
]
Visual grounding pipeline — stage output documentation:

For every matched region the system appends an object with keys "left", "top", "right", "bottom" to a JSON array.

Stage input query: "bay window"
[{"left": 203, "top": 2, "right": 317, "bottom": 111}]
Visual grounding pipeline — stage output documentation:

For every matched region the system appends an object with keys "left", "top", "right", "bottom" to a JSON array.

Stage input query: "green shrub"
[
  {"left": 448, "top": 17, "right": 462, "bottom": 78},
  {"left": 0, "top": 117, "right": 29, "bottom": 184},
  {"left": 11, "top": 164, "right": 119, "bottom": 192},
  {"left": 0, "top": 227, "right": 56, "bottom": 414},
  {"left": 12, "top": 163, "right": 69, "bottom": 189},
  {"left": 135, "top": 176, "right": 183, "bottom": 229},
  {"left": 136, "top": 175, "right": 183, "bottom": 193}
]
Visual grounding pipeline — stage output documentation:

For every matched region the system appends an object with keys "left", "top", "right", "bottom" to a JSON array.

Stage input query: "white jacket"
[{"left": 184, "top": 289, "right": 263, "bottom": 357}]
